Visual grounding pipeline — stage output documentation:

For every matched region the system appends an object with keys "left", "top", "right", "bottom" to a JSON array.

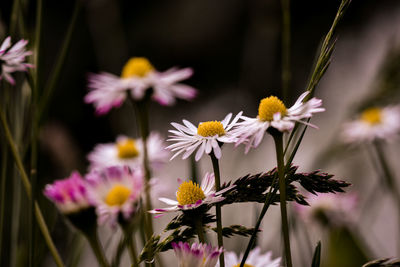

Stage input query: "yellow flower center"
[
  {"left": 117, "top": 139, "right": 139, "bottom": 159},
  {"left": 176, "top": 181, "right": 205, "bottom": 206},
  {"left": 258, "top": 96, "right": 287, "bottom": 121},
  {"left": 121, "top": 57, "right": 154, "bottom": 78},
  {"left": 234, "top": 264, "right": 255, "bottom": 267},
  {"left": 361, "top": 107, "right": 382, "bottom": 125},
  {"left": 105, "top": 184, "right": 131, "bottom": 206},
  {"left": 197, "top": 121, "right": 225, "bottom": 137}
]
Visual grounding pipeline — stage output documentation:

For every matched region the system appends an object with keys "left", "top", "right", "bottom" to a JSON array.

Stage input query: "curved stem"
[
  {"left": 273, "top": 133, "right": 292, "bottom": 267},
  {"left": 0, "top": 104, "right": 65, "bottom": 267},
  {"left": 210, "top": 153, "right": 224, "bottom": 267}
]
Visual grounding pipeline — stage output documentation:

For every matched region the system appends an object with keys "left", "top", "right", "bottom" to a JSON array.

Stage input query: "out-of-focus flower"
[
  {"left": 86, "top": 166, "right": 144, "bottom": 226},
  {"left": 219, "top": 247, "right": 281, "bottom": 267},
  {"left": 295, "top": 192, "right": 358, "bottom": 227},
  {"left": 0, "top": 36, "right": 33, "bottom": 85},
  {"left": 232, "top": 92, "right": 325, "bottom": 153},
  {"left": 172, "top": 241, "right": 223, "bottom": 267},
  {"left": 149, "top": 173, "right": 233, "bottom": 217},
  {"left": 44, "top": 171, "right": 90, "bottom": 214},
  {"left": 87, "top": 132, "right": 168, "bottom": 171},
  {"left": 166, "top": 112, "right": 242, "bottom": 161},
  {"left": 85, "top": 57, "right": 196, "bottom": 114},
  {"left": 341, "top": 105, "right": 400, "bottom": 143}
]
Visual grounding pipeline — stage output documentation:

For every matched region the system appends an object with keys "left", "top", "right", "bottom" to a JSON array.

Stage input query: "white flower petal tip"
[
  {"left": 218, "top": 247, "right": 281, "bottom": 267},
  {"left": 85, "top": 57, "right": 197, "bottom": 114},
  {"left": 0, "top": 36, "right": 33, "bottom": 85},
  {"left": 230, "top": 93, "right": 325, "bottom": 153},
  {"left": 341, "top": 105, "right": 400, "bottom": 144},
  {"left": 166, "top": 112, "right": 243, "bottom": 161},
  {"left": 85, "top": 166, "right": 144, "bottom": 227},
  {"left": 87, "top": 132, "right": 168, "bottom": 172},
  {"left": 150, "top": 173, "right": 231, "bottom": 216}
]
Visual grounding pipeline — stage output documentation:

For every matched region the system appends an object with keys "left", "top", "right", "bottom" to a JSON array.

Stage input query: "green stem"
[
  {"left": 273, "top": 133, "right": 292, "bottom": 267},
  {"left": 210, "top": 153, "right": 224, "bottom": 267},
  {"left": 281, "top": 0, "right": 291, "bottom": 102},
  {"left": 126, "top": 234, "right": 139, "bottom": 267},
  {"left": 194, "top": 217, "right": 206, "bottom": 243},
  {"left": 85, "top": 230, "right": 110, "bottom": 267},
  {"left": 0, "top": 147, "right": 7, "bottom": 261},
  {"left": 38, "top": 0, "right": 82, "bottom": 122},
  {"left": 0, "top": 105, "right": 65, "bottom": 267}
]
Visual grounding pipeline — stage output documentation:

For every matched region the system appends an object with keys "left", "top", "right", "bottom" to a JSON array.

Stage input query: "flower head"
[
  {"left": 86, "top": 166, "right": 144, "bottom": 226},
  {"left": 341, "top": 105, "right": 400, "bottom": 143},
  {"left": 44, "top": 171, "right": 90, "bottom": 214},
  {"left": 149, "top": 173, "right": 233, "bottom": 217},
  {"left": 87, "top": 132, "right": 168, "bottom": 171},
  {"left": 85, "top": 57, "right": 197, "bottom": 114},
  {"left": 219, "top": 247, "right": 280, "bottom": 267},
  {"left": 295, "top": 192, "right": 358, "bottom": 227},
  {"left": 166, "top": 112, "right": 242, "bottom": 161},
  {"left": 0, "top": 36, "right": 33, "bottom": 85},
  {"left": 232, "top": 92, "right": 325, "bottom": 153},
  {"left": 172, "top": 241, "right": 223, "bottom": 267}
]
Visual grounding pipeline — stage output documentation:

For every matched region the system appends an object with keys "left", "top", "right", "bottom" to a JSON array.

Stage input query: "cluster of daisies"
[{"left": 3, "top": 34, "right": 400, "bottom": 266}]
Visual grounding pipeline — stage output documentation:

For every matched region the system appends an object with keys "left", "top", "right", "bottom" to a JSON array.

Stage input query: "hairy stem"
[
  {"left": 273, "top": 133, "right": 292, "bottom": 267},
  {"left": 210, "top": 153, "right": 224, "bottom": 267}
]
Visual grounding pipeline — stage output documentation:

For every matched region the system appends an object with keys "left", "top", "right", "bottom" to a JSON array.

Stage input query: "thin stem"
[
  {"left": 210, "top": 153, "right": 224, "bottom": 267},
  {"left": 273, "top": 133, "right": 292, "bottom": 267},
  {"left": 0, "top": 147, "right": 7, "bottom": 260},
  {"left": 85, "top": 231, "right": 110, "bottom": 267},
  {"left": 240, "top": 175, "right": 279, "bottom": 267},
  {"left": 126, "top": 235, "right": 139, "bottom": 267},
  {"left": 281, "top": 0, "right": 291, "bottom": 102},
  {"left": 0, "top": 105, "right": 65, "bottom": 267},
  {"left": 38, "top": 0, "right": 82, "bottom": 122},
  {"left": 194, "top": 218, "right": 206, "bottom": 243}
]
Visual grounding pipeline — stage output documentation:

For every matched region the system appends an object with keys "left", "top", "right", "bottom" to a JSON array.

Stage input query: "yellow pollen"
[
  {"left": 197, "top": 121, "right": 225, "bottom": 137},
  {"left": 105, "top": 184, "right": 131, "bottom": 206},
  {"left": 121, "top": 57, "right": 154, "bottom": 78},
  {"left": 361, "top": 107, "right": 382, "bottom": 125},
  {"left": 117, "top": 139, "right": 139, "bottom": 159},
  {"left": 176, "top": 181, "right": 206, "bottom": 206},
  {"left": 234, "top": 264, "right": 255, "bottom": 267},
  {"left": 258, "top": 96, "right": 287, "bottom": 121}
]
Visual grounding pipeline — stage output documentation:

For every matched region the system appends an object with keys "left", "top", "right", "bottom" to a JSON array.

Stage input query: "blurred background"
[{"left": 1, "top": 0, "right": 400, "bottom": 266}]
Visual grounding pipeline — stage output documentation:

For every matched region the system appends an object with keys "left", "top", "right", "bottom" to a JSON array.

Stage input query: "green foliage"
[{"left": 211, "top": 225, "right": 258, "bottom": 238}]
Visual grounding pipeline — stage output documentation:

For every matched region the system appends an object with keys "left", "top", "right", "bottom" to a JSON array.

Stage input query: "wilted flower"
[
  {"left": 166, "top": 112, "right": 242, "bottom": 161},
  {"left": 295, "top": 192, "right": 358, "bottom": 227},
  {"left": 341, "top": 105, "right": 400, "bottom": 143},
  {"left": 44, "top": 171, "right": 90, "bottom": 214},
  {"left": 232, "top": 92, "right": 325, "bottom": 153},
  {"left": 219, "top": 247, "right": 281, "bottom": 267},
  {"left": 172, "top": 241, "right": 223, "bottom": 267},
  {"left": 149, "top": 173, "right": 233, "bottom": 217},
  {"left": 85, "top": 57, "right": 196, "bottom": 114},
  {"left": 0, "top": 36, "right": 33, "bottom": 85},
  {"left": 86, "top": 166, "right": 144, "bottom": 226},
  {"left": 87, "top": 132, "right": 168, "bottom": 171}
]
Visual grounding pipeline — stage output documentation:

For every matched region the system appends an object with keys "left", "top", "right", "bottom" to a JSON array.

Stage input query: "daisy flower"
[
  {"left": 166, "top": 112, "right": 242, "bottom": 161},
  {"left": 149, "top": 172, "right": 233, "bottom": 217},
  {"left": 44, "top": 171, "right": 90, "bottom": 214},
  {"left": 87, "top": 132, "right": 168, "bottom": 171},
  {"left": 295, "top": 192, "right": 358, "bottom": 227},
  {"left": 85, "top": 57, "right": 197, "bottom": 114},
  {"left": 172, "top": 241, "right": 223, "bottom": 267},
  {"left": 219, "top": 247, "right": 281, "bottom": 267},
  {"left": 341, "top": 105, "right": 400, "bottom": 143},
  {"left": 232, "top": 92, "right": 325, "bottom": 153},
  {"left": 0, "top": 36, "right": 33, "bottom": 85},
  {"left": 85, "top": 166, "right": 144, "bottom": 226}
]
